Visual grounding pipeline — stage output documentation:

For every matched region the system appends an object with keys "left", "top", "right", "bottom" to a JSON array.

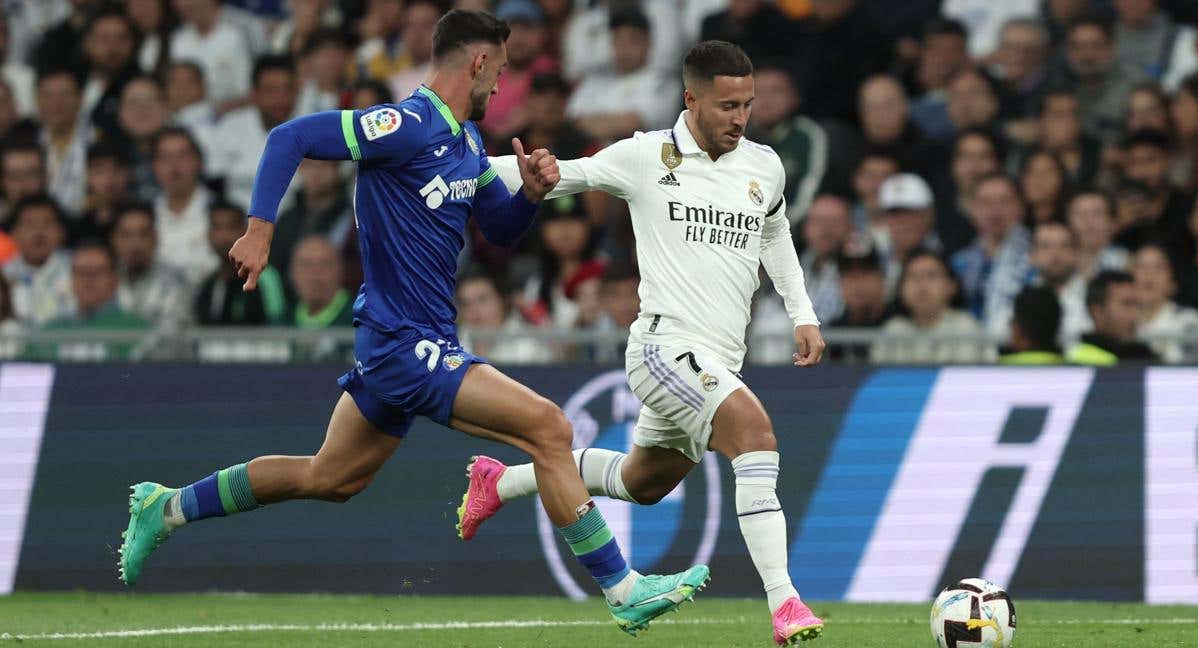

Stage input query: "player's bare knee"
[
  {"left": 630, "top": 483, "right": 670, "bottom": 506},
  {"left": 329, "top": 477, "right": 368, "bottom": 502},
  {"left": 531, "top": 401, "right": 573, "bottom": 455}
]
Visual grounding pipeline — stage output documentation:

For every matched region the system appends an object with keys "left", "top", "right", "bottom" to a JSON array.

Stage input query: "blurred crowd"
[{"left": 0, "top": 0, "right": 1196, "bottom": 365}]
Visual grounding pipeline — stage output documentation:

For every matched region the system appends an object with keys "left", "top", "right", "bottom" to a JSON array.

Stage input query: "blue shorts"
[{"left": 337, "top": 324, "right": 486, "bottom": 438}]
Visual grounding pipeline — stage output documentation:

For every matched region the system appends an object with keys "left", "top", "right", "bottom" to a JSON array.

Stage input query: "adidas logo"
[{"left": 658, "top": 172, "right": 680, "bottom": 186}]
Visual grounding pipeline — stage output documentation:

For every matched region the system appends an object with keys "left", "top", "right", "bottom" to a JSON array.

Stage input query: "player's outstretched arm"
[
  {"left": 489, "top": 135, "right": 642, "bottom": 201},
  {"left": 759, "top": 198, "right": 825, "bottom": 366},
  {"left": 472, "top": 139, "right": 560, "bottom": 248}
]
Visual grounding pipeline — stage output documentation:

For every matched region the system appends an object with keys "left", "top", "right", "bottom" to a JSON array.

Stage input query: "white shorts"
[{"left": 624, "top": 341, "right": 744, "bottom": 463}]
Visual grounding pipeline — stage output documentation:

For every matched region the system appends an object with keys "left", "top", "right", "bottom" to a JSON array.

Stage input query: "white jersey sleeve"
[
  {"left": 760, "top": 158, "right": 819, "bottom": 328},
  {"left": 488, "top": 135, "right": 643, "bottom": 201}
]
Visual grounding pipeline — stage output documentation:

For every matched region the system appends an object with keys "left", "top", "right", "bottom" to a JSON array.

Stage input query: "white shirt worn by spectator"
[
  {"left": 0, "top": 318, "right": 22, "bottom": 359},
  {"left": 1140, "top": 300, "right": 1198, "bottom": 363},
  {"left": 39, "top": 122, "right": 91, "bottom": 215},
  {"left": 459, "top": 314, "right": 556, "bottom": 365},
  {"left": 1053, "top": 273, "right": 1091, "bottom": 344},
  {"left": 2, "top": 250, "right": 73, "bottom": 326},
  {"left": 118, "top": 261, "right": 194, "bottom": 329},
  {"left": 493, "top": 111, "right": 818, "bottom": 371},
  {"left": 154, "top": 185, "right": 218, "bottom": 286},
  {"left": 170, "top": 20, "right": 252, "bottom": 106},
  {"left": 203, "top": 106, "right": 296, "bottom": 212},
  {"left": 562, "top": 0, "right": 684, "bottom": 82},
  {"left": 3, "top": 60, "right": 35, "bottom": 116},
  {"left": 942, "top": 0, "right": 1040, "bottom": 59},
  {"left": 1163, "top": 26, "right": 1197, "bottom": 92},
  {"left": 870, "top": 309, "right": 993, "bottom": 364},
  {"left": 566, "top": 66, "right": 680, "bottom": 132}
]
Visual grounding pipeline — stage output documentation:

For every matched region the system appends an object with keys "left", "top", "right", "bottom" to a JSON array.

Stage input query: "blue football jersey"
[{"left": 339, "top": 87, "right": 502, "bottom": 338}]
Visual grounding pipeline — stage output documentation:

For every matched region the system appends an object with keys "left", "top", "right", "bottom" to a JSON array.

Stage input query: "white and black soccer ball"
[{"left": 930, "top": 578, "right": 1017, "bottom": 648}]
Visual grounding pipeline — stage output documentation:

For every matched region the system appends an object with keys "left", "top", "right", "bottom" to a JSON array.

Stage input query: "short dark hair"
[
  {"left": 83, "top": 7, "right": 135, "bottom": 41},
  {"left": 609, "top": 7, "right": 650, "bottom": 33},
  {"left": 1066, "top": 188, "right": 1115, "bottom": 218},
  {"left": 301, "top": 27, "right": 354, "bottom": 57},
  {"left": 351, "top": 79, "right": 394, "bottom": 106},
  {"left": 1032, "top": 219, "right": 1076, "bottom": 247},
  {"left": 1036, "top": 86, "right": 1078, "bottom": 116},
  {"left": 458, "top": 266, "right": 506, "bottom": 296},
  {"left": 1012, "top": 286, "right": 1062, "bottom": 349},
  {"left": 151, "top": 126, "right": 204, "bottom": 161},
  {"left": 72, "top": 238, "right": 118, "bottom": 270},
  {"left": 209, "top": 199, "right": 246, "bottom": 225},
  {"left": 1121, "top": 128, "right": 1173, "bottom": 153},
  {"left": 922, "top": 17, "right": 968, "bottom": 42},
  {"left": 683, "top": 40, "right": 753, "bottom": 86},
  {"left": 251, "top": 54, "right": 296, "bottom": 87},
  {"left": 112, "top": 202, "right": 155, "bottom": 231},
  {"left": 168, "top": 60, "right": 206, "bottom": 88},
  {"left": 35, "top": 66, "right": 81, "bottom": 90},
  {"left": 954, "top": 126, "right": 1006, "bottom": 162},
  {"left": 86, "top": 140, "right": 131, "bottom": 167},
  {"left": 530, "top": 72, "right": 569, "bottom": 95},
  {"left": 975, "top": 171, "right": 1023, "bottom": 203},
  {"left": 837, "top": 250, "right": 883, "bottom": 275},
  {"left": 432, "top": 10, "right": 511, "bottom": 61},
  {"left": 2, "top": 140, "right": 46, "bottom": 167},
  {"left": 8, "top": 194, "right": 66, "bottom": 232},
  {"left": 1069, "top": 8, "right": 1115, "bottom": 41},
  {"left": 1086, "top": 270, "right": 1133, "bottom": 309}
]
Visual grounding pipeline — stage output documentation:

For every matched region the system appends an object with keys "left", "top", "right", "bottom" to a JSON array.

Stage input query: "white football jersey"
[{"left": 492, "top": 112, "right": 818, "bottom": 370}]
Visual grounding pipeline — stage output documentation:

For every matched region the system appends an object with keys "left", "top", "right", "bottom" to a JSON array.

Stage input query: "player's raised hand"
[
  {"left": 793, "top": 324, "right": 825, "bottom": 367},
  {"left": 512, "top": 137, "right": 559, "bottom": 203},
  {"left": 228, "top": 217, "right": 274, "bottom": 292}
]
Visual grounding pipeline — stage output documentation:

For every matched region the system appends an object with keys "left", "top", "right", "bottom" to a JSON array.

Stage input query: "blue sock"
[
  {"left": 178, "top": 464, "right": 259, "bottom": 522},
  {"left": 558, "top": 503, "right": 631, "bottom": 590}
]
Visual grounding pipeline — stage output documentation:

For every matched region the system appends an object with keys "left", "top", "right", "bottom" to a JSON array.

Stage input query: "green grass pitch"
[{"left": 1, "top": 593, "right": 1195, "bottom": 646}]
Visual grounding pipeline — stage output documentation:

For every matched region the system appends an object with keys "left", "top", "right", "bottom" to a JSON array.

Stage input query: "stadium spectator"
[
  {"left": 1132, "top": 240, "right": 1198, "bottom": 361},
  {"left": 519, "top": 196, "right": 605, "bottom": 329},
  {"left": 1028, "top": 220, "right": 1090, "bottom": 340},
  {"left": 355, "top": 0, "right": 405, "bottom": 81},
  {"left": 116, "top": 75, "right": 169, "bottom": 202},
  {"left": 789, "top": 0, "right": 892, "bottom": 122},
  {"left": 35, "top": 68, "right": 91, "bottom": 215},
  {"left": 46, "top": 239, "right": 147, "bottom": 330},
  {"left": 698, "top": 0, "right": 802, "bottom": 75},
  {"left": 871, "top": 249, "right": 987, "bottom": 364},
  {"left": 993, "top": 17, "right": 1052, "bottom": 120},
  {"left": 289, "top": 235, "right": 352, "bottom": 328},
  {"left": 0, "top": 142, "right": 47, "bottom": 227},
  {"left": 75, "top": 142, "right": 132, "bottom": 243},
  {"left": 269, "top": 0, "right": 343, "bottom": 56},
  {"left": 0, "top": 79, "right": 19, "bottom": 141},
  {"left": 936, "top": 128, "right": 1001, "bottom": 254},
  {"left": 31, "top": 0, "right": 97, "bottom": 75},
  {"left": 1057, "top": 10, "right": 1146, "bottom": 143},
  {"left": 563, "top": 0, "right": 683, "bottom": 83},
  {"left": 952, "top": 173, "right": 1032, "bottom": 335},
  {"left": 170, "top": 0, "right": 254, "bottom": 110},
  {"left": 1069, "top": 269, "right": 1159, "bottom": 363},
  {"left": 0, "top": 13, "right": 35, "bottom": 117},
  {"left": 1000, "top": 286, "right": 1065, "bottom": 364},
  {"left": 456, "top": 271, "right": 554, "bottom": 363},
  {"left": 749, "top": 63, "right": 827, "bottom": 222},
  {"left": 908, "top": 18, "right": 971, "bottom": 142},
  {"left": 294, "top": 29, "right": 352, "bottom": 115},
  {"left": 110, "top": 204, "right": 191, "bottom": 329},
  {"left": 127, "top": 0, "right": 177, "bottom": 76},
  {"left": 942, "top": 0, "right": 1039, "bottom": 58},
  {"left": 194, "top": 201, "right": 287, "bottom": 326},
  {"left": 79, "top": 8, "right": 138, "bottom": 137},
  {"left": 849, "top": 149, "right": 899, "bottom": 245},
  {"left": 151, "top": 127, "right": 217, "bottom": 286},
  {"left": 349, "top": 78, "right": 393, "bottom": 110},
  {"left": 1114, "top": 129, "right": 1191, "bottom": 251},
  {"left": 387, "top": 0, "right": 441, "bottom": 101},
  {"left": 1124, "top": 82, "right": 1173, "bottom": 133},
  {"left": 1113, "top": 0, "right": 1179, "bottom": 80},
  {"left": 204, "top": 55, "right": 299, "bottom": 212},
  {"left": 1033, "top": 88, "right": 1102, "bottom": 186},
  {"left": 1020, "top": 149, "right": 1070, "bottom": 225},
  {"left": 1066, "top": 190, "right": 1131, "bottom": 279},
  {"left": 1171, "top": 73, "right": 1198, "bottom": 191},
  {"left": 1176, "top": 200, "right": 1198, "bottom": 307},
  {"left": 164, "top": 61, "right": 216, "bottom": 134},
  {"left": 945, "top": 69, "right": 1004, "bottom": 140},
  {"left": 2, "top": 195, "right": 73, "bottom": 326},
  {"left": 0, "top": 272, "right": 19, "bottom": 358},
  {"left": 799, "top": 194, "right": 852, "bottom": 323},
  {"left": 876, "top": 173, "right": 941, "bottom": 295},
  {"left": 270, "top": 159, "right": 353, "bottom": 281},
  {"left": 832, "top": 251, "right": 888, "bottom": 328},
  {"left": 505, "top": 72, "right": 594, "bottom": 161},
  {"left": 856, "top": 75, "right": 928, "bottom": 170},
  {"left": 478, "top": 0, "right": 556, "bottom": 141},
  {"left": 589, "top": 261, "right": 641, "bottom": 362}
]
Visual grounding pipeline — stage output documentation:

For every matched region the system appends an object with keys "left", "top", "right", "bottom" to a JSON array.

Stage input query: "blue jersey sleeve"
[
  {"left": 473, "top": 152, "right": 538, "bottom": 247},
  {"left": 247, "top": 102, "right": 431, "bottom": 223}
]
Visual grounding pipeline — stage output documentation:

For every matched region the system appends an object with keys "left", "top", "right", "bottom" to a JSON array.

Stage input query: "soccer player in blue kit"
[{"left": 117, "top": 10, "right": 708, "bottom": 633}]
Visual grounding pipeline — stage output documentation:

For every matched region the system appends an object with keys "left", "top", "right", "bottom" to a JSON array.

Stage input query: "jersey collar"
[
  {"left": 417, "top": 85, "right": 462, "bottom": 136},
  {"left": 671, "top": 110, "right": 738, "bottom": 160}
]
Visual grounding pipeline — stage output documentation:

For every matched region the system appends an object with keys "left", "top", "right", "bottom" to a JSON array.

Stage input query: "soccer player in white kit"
[{"left": 458, "top": 41, "right": 826, "bottom": 644}]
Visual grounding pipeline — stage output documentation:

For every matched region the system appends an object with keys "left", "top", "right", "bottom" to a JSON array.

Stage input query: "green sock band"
[
  {"left": 216, "top": 463, "right": 259, "bottom": 514},
  {"left": 559, "top": 506, "right": 614, "bottom": 556}
]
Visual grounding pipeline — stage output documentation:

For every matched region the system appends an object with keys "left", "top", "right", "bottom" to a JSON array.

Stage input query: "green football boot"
[
  {"left": 117, "top": 482, "right": 176, "bottom": 586},
  {"left": 609, "top": 565, "right": 710, "bottom": 636}
]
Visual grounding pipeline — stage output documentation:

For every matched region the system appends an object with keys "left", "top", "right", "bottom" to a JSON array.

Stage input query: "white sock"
[
  {"left": 163, "top": 491, "right": 187, "bottom": 530},
  {"left": 732, "top": 451, "right": 799, "bottom": 613},
  {"left": 496, "top": 448, "right": 637, "bottom": 503},
  {"left": 604, "top": 569, "right": 641, "bottom": 607}
]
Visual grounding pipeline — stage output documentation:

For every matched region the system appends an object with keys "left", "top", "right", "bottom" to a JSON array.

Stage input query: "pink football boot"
[
  {"left": 773, "top": 597, "right": 824, "bottom": 644},
  {"left": 456, "top": 455, "right": 507, "bottom": 540}
]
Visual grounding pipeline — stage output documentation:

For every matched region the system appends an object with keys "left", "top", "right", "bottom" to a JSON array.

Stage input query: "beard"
[{"left": 468, "top": 90, "right": 489, "bottom": 121}]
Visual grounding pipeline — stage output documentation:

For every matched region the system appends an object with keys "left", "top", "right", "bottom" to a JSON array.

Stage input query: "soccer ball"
[{"left": 930, "top": 578, "right": 1017, "bottom": 648}]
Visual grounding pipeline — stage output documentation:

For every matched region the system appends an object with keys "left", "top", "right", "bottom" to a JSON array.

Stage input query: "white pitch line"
[{"left": 2, "top": 616, "right": 1196, "bottom": 641}]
